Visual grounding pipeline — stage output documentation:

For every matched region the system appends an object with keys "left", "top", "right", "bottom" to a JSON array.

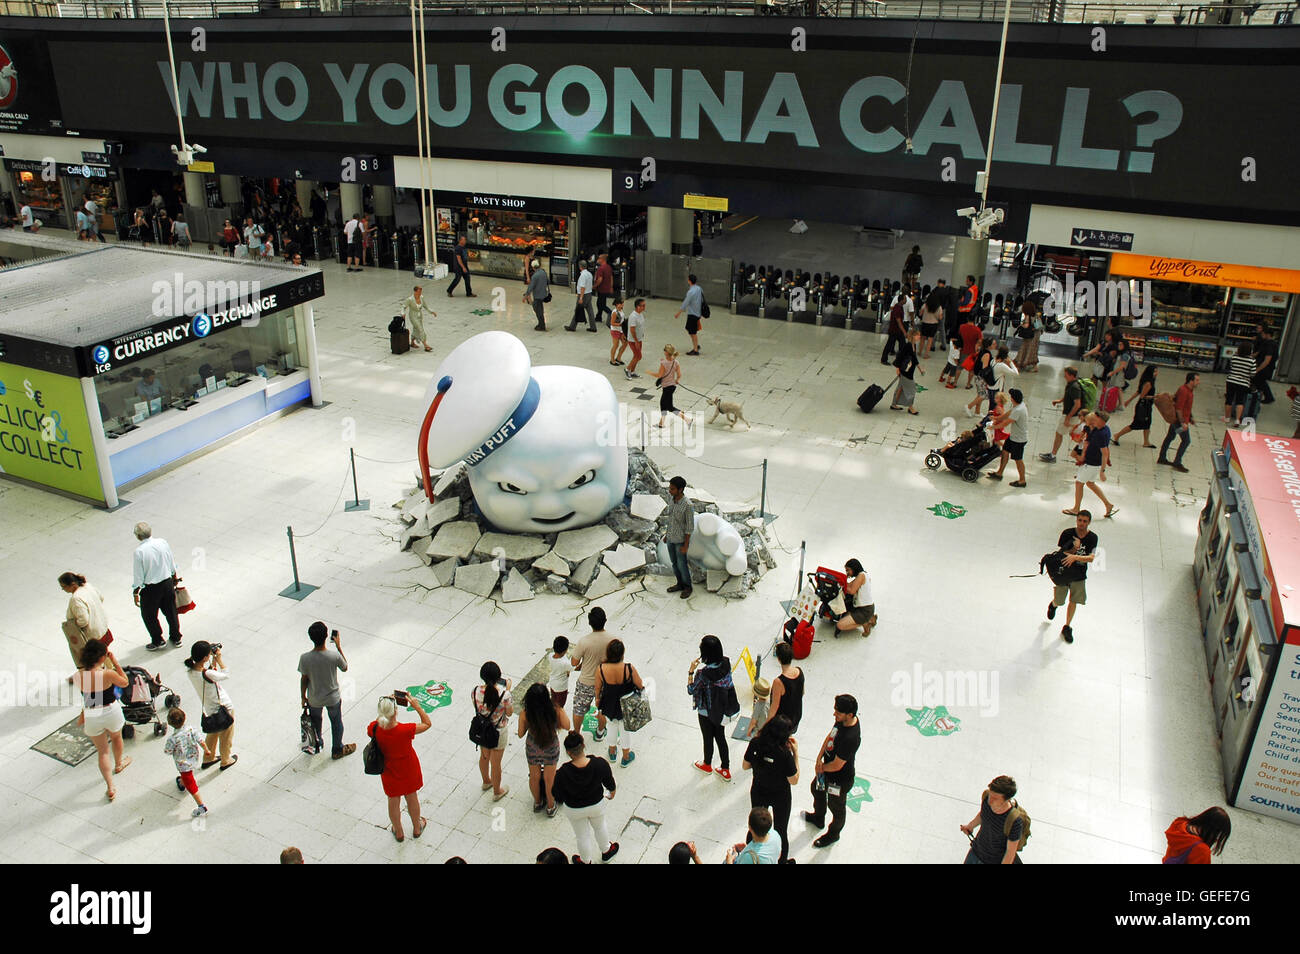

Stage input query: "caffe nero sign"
[{"left": 43, "top": 26, "right": 1300, "bottom": 215}]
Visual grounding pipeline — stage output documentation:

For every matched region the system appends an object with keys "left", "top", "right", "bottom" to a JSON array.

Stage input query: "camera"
[
  {"left": 210, "top": 642, "right": 222, "bottom": 652},
  {"left": 956, "top": 206, "right": 977, "bottom": 218}
]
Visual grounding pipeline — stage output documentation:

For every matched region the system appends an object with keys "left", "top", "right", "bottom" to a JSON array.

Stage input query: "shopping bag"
[{"left": 174, "top": 580, "right": 196, "bottom": 614}]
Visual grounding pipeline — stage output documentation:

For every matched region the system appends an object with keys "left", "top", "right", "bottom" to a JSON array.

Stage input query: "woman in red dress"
[{"left": 368, "top": 694, "right": 431, "bottom": 842}]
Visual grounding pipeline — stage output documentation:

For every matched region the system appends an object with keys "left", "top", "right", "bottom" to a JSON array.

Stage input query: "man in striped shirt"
[{"left": 1223, "top": 342, "right": 1256, "bottom": 428}]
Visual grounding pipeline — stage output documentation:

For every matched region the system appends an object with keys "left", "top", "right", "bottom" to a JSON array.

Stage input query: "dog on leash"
[{"left": 707, "top": 396, "right": 750, "bottom": 429}]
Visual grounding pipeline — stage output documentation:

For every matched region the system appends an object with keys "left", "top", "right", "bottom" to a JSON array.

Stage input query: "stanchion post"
[
  {"left": 279, "top": 525, "right": 319, "bottom": 600},
  {"left": 796, "top": 540, "right": 806, "bottom": 594},
  {"left": 344, "top": 448, "right": 370, "bottom": 512},
  {"left": 759, "top": 458, "right": 768, "bottom": 519},
  {"left": 641, "top": 413, "right": 647, "bottom": 453}
]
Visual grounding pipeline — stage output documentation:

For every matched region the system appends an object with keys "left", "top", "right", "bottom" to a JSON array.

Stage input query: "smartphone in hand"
[{"left": 393, "top": 690, "right": 409, "bottom": 706}]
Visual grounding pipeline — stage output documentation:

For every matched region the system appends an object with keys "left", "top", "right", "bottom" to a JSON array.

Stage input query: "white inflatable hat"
[{"left": 420, "top": 331, "right": 537, "bottom": 470}]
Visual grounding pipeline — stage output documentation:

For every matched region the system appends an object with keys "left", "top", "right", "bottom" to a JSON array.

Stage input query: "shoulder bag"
[
  {"left": 199, "top": 672, "right": 234, "bottom": 734},
  {"left": 619, "top": 665, "right": 653, "bottom": 733},
  {"left": 363, "top": 722, "right": 385, "bottom": 775}
]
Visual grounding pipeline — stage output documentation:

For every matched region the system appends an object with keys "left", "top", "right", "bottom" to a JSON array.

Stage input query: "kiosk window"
[{"left": 94, "top": 308, "right": 300, "bottom": 428}]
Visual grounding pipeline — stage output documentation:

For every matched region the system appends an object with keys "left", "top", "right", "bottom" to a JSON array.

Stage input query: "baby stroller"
[
  {"left": 119, "top": 665, "right": 180, "bottom": 739},
  {"left": 925, "top": 414, "right": 1002, "bottom": 482},
  {"left": 811, "top": 567, "right": 848, "bottom": 622}
]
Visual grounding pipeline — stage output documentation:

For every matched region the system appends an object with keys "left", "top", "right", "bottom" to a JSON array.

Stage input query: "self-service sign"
[{"left": 1238, "top": 627, "right": 1300, "bottom": 824}]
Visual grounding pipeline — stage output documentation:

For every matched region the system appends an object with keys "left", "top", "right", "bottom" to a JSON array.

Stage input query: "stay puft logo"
[{"left": 49, "top": 885, "right": 151, "bottom": 934}]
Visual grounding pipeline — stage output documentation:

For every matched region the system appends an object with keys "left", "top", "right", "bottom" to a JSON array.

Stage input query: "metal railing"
[{"left": 1, "top": 0, "right": 1293, "bottom": 22}]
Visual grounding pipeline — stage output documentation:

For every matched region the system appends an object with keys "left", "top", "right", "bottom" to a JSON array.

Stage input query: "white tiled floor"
[{"left": 2, "top": 238, "right": 1298, "bottom": 865}]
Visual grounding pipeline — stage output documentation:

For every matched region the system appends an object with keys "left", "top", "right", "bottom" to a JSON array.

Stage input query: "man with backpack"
[
  {"left": 1039, "top": 366, "right": 1085, "bottom": 463},
  {"left": 1047, "top": 510, "right": 1099, "bottom": 644},
  {"left": 960, "top": 775, "right": 1028, "bottom": 863}
]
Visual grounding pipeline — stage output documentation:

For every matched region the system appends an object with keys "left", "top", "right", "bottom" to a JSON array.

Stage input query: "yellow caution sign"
[
  {"left": 734, "top": 647, "right": 756, "bottom": 685},
  {"left": 187, "top": 161, "right": 215, "bottom": 174}
]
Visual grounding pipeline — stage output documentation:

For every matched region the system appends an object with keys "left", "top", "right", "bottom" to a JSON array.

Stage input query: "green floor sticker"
[
  {"left": 846, "top": 776, "right": 874, "bottom": 813},
  {"left": 470, "top": 308, "right": 494, "bottom": 316},
  {"left": 906, "top": 705, "right": 962, "bottom": 737},
  {"left": 582, "top": 704, "right": 600, "bottom": 734},
  {"left": 927, "top": 501, "right": 967, "bottom": 519},
  {"left": 404, "top": 680, "right": 453, "bottom": 712},
  {"left": 915, "top": 384, "right": 928, "bottom": 393}
]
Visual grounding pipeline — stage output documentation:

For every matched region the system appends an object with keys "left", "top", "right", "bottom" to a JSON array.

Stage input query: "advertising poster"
[
  {"left": 0, "top": 362, "right": 103, "bottom": 503},
  {"left": 44, "top": 24, "right": 1300, "bottom": 215},
  {"left": 1237, "top": 629, "right": 1300, "bottom": 824},
  {"left": 0, "top": 30, "right": 69, "bottom": 135}
]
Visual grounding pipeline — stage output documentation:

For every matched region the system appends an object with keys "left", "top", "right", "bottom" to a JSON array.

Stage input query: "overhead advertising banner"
[
  {"left": 0, "top": 362, "right": 103, "bottom": 503},
  {"left": 42, "top": 23, "right": 1300, "bottom": 216},
  {"left": 0, "top": 31, "right": 71, "bottom": 135}
]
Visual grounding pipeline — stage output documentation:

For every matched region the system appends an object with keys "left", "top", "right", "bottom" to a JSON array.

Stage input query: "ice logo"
[
  {"left": 192, "top": 314, "right": 212, "bottom": 338},
  {"left": 92, "top": 346, "right": 109, "bottom": 364}
]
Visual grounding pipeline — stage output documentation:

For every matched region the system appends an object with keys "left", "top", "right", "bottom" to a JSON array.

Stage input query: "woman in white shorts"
[{"left": 73, "top": 639, "right": 131, "bottom": 801}]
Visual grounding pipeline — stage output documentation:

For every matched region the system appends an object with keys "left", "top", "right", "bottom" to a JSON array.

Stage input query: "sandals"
[
  {"left": 113, "top": 756, "right": 132, "bottom": 774},
  {"left": 908, "top": 408, "right": 918, "bottom": 415},
  {"left": 219, "top": 755, "right": 239, "bottom": 771},
  {"left": 412, "top": 816, "right": 428, "bottom": 838},
  {"left": 1105, "top": 508, "right": 1120, "bottom": 518},
  {"left": 1062, "top": 509, "right": 1080, "bottom": 516}
]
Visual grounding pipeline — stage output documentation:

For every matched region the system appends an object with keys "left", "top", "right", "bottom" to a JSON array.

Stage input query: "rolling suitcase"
[
  {"left": 857, "top": 383, "right": 886, "bottom": 412},
  {"left": 389, "top": 315, "right": 409, "bottom": 355},
  {"left": 1243, "top": 389, "right": 1262, "bottom": 423},
  {"left": 1100, "top": 385, "right": 1122, "bottom": 414}
]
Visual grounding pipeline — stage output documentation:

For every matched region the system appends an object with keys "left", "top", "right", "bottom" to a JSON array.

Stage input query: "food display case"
[
  {"left": 1112, "top": 279, "right": 1227, "bottom": 371},
  {"left": 1224, "top": 289, "right": 1290, "bottom": 353},
  {"left": 432, "top": 192, "right": 576, "bottom": 282}
]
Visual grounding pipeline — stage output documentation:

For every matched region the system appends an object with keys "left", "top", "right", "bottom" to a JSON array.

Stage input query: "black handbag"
[
  {"left": 199, "top": 673, "right": 234, "bottom": 733},
  {"left": 700, "top": 297, "right": 711, "bottom": 319},
  {"left": 363, "top": 722, "right": 385, "bottom": 775}
]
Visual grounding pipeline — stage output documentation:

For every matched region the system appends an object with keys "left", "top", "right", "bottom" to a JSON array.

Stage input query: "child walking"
[
  {"left": 609, "top": 299, "right": 627, "bottom": 366},
  {"left": 548, "top": 635, "right": 572, "bottom": 709},
  {"left": 164, "top": 707, "right": 210, "bottom": 818},
  {"left": 746, "top": 678, "right": 771, "bottom": 739},
  {"left": 654, "top": 345, "right": 692, "bottom": 429},
  {"left": 939, "top": 335, "right": 962, "bottom": 388}
]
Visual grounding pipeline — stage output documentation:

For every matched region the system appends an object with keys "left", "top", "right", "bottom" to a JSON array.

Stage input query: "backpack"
[
  {"left": 1154, "top": 392, "right": 1177, "bottom": 424},
  {"left": 1123, "top": 353, "right": 1139, "bottom": 380},
  {"left": 468, "top": 686, "right": 502, "bottom": 748},
  {"left": 1004, "top": 802, "right": 1031, "bottom": 851},
  {"left": 1100, "top": 386, "right": 1122, "bottom": 414},
  {"left": 1039, "top": 550, "right": 1068, "bottom": 584},
  {"left": 1077, "top": 378, "right": 1099, "bottom": 410}
]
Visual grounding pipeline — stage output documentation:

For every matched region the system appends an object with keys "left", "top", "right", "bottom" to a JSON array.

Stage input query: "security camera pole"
[
  {"left": 161, "top": 2, "right": 202, "bottom": 166},
  {"left": 967, "top": 0, "right": 1013, "bottom": 241}
]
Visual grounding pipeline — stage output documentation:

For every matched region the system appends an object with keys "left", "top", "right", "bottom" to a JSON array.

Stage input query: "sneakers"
[
  {"left": 1172, "top": 463, "right": 1189, "bottom": 473},
  {"left": 1157, "top": 457, "right": 1171, "bottom": 466},
  {"left": 145, "top": 642, "right": 167, "bottom": 652},
  {"left": 601, "top": 842, "right": 620, "bottom": 862},
  {"left": 813, "top": 834, "right": 839, "bottom": 848},
  {"left": 716, "top": 767, "right": 732, "bottom": 781},
  {"left": 1038, "top": 453, "right": 1057, "bottom": 463},
  {"left": 621, "top": 752, "right": 636, "bottom": 767},
  {"left": 986, "top": 472, "right": 1002, "bottom": 480},
  {"left": 546, "top": 804, "right": 559, "bottom": 818},
  {"left": 1062, "top": 624, "right": 1074, "bottom": 644},
  {"left": 1047, "top": 600, "right": 1057, "bottom": 620},
  {"left": 666, "top": 583, "right": 684, "bottom": 593},
  {"left": 1010, "top": 481, "right": 1027, "bottom": 488},
  {"left": 331, "top": 743, "right": 356, "bottom": 760},
  {"left": 625, "top": 369, "right": 639, "bottom": 379},
  {"left": 679, "top": 587, "right": 693, "bottom": 599},
  {"left": 564, "top": 325, "right": 577, "bottom": 332},
  {"left": 192, "top": 805, "right": 208, "bottom": 818},
  {"left": 693, "top": 760, "right": 713, "bottom": 775},
  {"left": 592, "top": 727, "right": 607, "bottom": 742}
]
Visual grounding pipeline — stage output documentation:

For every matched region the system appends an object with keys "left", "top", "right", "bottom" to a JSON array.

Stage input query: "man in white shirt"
[
  {"left": 987, "top": 387, "right": 1030, "bottom": 488},
  {"left": 343, "top": 214, "right": 362, "bottom": 272},
  {"left": 20, "top": 203, "right": 35, "bottom": 231},
  {"left": 131, "top": 522, "right": 183, "bottom": 651},
  {"left": 83, "top": 197, "right": 106, "bottom": 242},
  {"left": 566, "top": 261, "right": 597, "bottom": 332}
]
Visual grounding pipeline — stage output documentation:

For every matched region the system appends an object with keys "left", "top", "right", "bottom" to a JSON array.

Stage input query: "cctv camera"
[
  {"left": 957, "top": 207, "right": 977, "bottom": 218},
  {"left": 191, "top": 144, "right": 207, "bottom": 155}
]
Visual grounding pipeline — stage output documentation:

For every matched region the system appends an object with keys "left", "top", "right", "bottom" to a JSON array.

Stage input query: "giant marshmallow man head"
[{"left": 418, "top": 332, "right": 629, "bottom": 533}]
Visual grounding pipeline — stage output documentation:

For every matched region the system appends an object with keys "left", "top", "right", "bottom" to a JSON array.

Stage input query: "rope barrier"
[
  {"left": 294, "top": 465, "right": 352, "bottom": 538},
  {"left": 353, "top": 453, "right": 419, "bottom": 465}
]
